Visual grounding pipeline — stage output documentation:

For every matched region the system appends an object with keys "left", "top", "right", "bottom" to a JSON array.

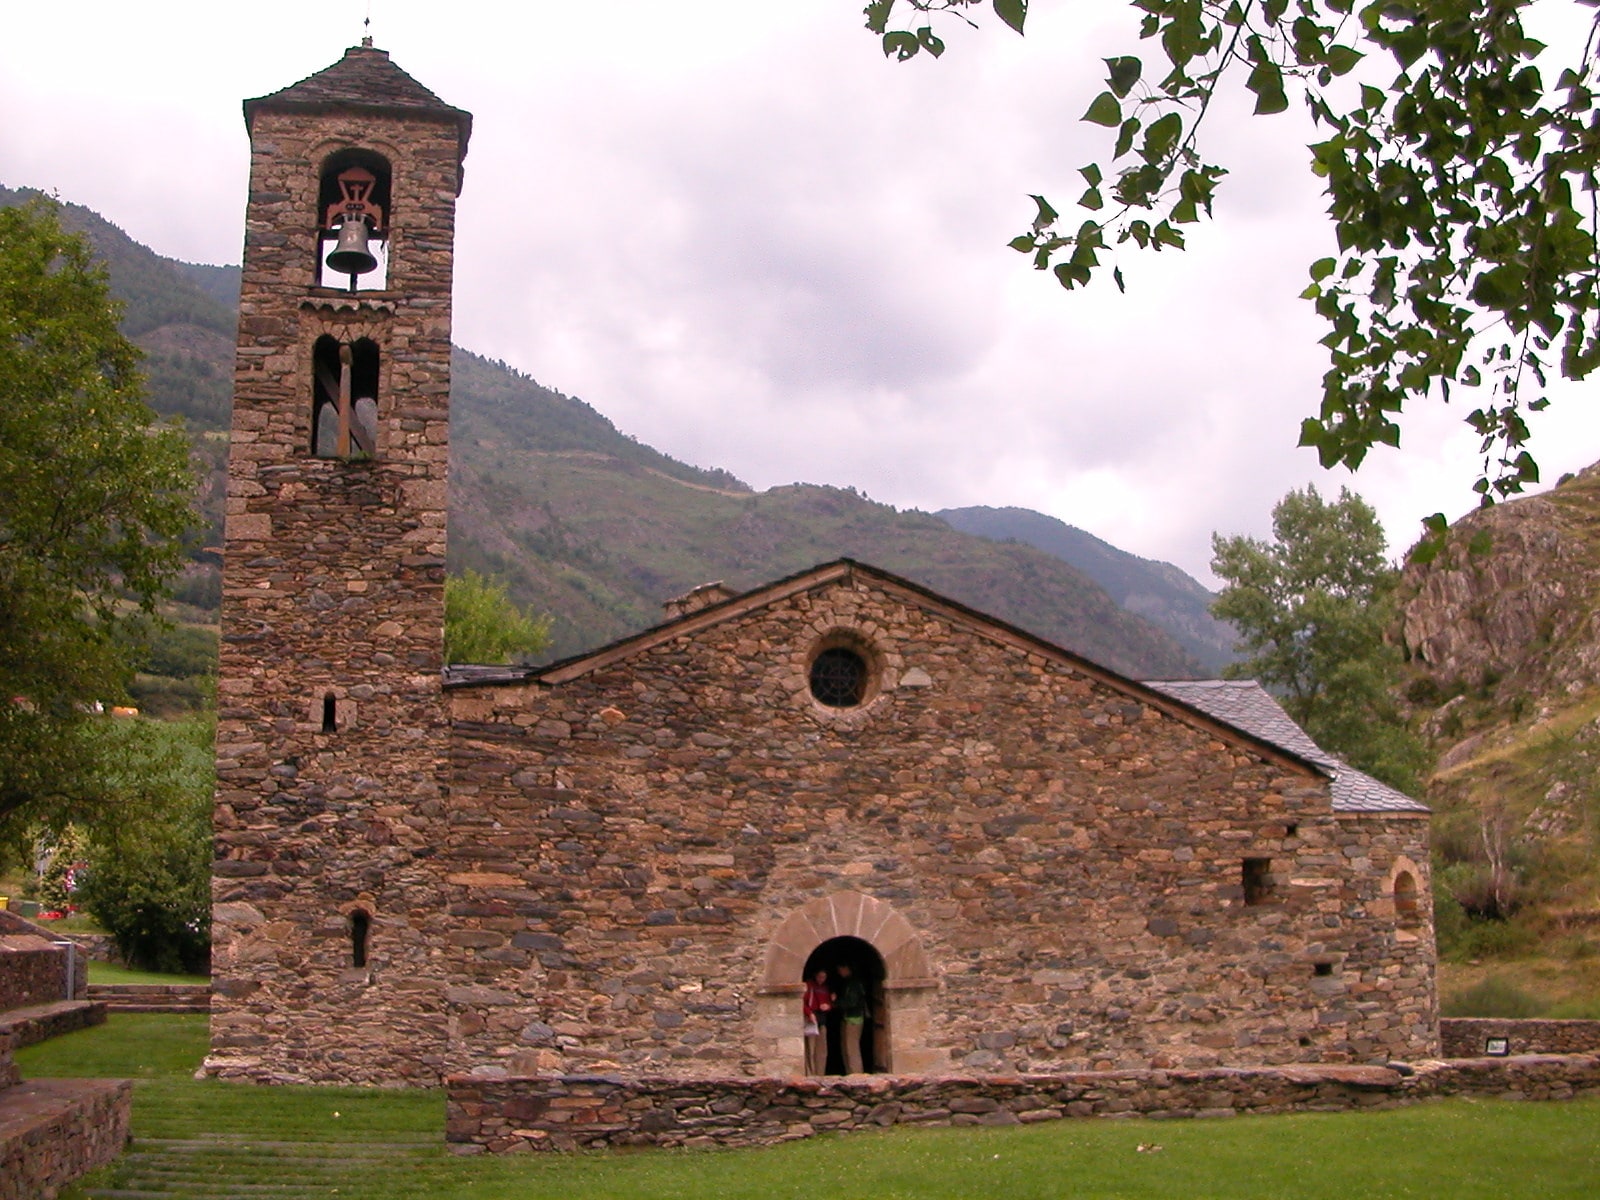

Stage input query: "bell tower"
[{"left": 207, "top": 43, "right": 472, "bottom": 1084}]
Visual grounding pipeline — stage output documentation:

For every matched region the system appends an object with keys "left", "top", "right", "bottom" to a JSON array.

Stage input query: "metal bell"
[{"left": 326, "top": 217, "right": 379, "bottom": 276}]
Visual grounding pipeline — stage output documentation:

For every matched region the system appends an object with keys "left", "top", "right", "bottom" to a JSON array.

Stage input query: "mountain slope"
[
  {"left": 3, "top": 184, "right": 1202, "bottom": 679},
  {"left": 1399, "top": 463, "right": 1600, "bottom": 1012},
  {"left": 939, "top": 505, "right": 1238, "bottom": 673}
]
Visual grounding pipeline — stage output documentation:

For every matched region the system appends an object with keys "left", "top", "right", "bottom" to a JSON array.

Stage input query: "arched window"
[
  {"left": 311, "top": 336, "right": 379, "bottom": 459},
  {"left": 1394, "top": 870, "right": 1420, "bottom": 924},
  {"left": 316, "top": 149, "right": 391, "bottom": 291},
  {"left": 350, "top": 909, "right": 371, "bottom": 968}
]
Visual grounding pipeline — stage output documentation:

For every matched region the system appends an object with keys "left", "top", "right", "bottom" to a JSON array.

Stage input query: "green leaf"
[
  {"left": 1311, "top": 257, "right": 1336, "bottom": 281},
  {"left": 1326, "top": 45, "right": 1363, "bottom": 76},
  {"left": 1030, "top": 194, "right": 1059, "bottom": 231},
  {"left": 1143, "top": 111, "right": 1183, "bottom": 162},
  {"left": 993, "top": 0, "right": 1028, "bottom": 34},
  {"left": 1083, "top": 91, "right": 1122, "bottom": 127},
  {"left": 1079, "top": 187, "right": 1104, "bottom": 211},
  {"left": 1247, "top": 61, "right": 1289, "bottom": 115},
  {"left": 1113, "top": 266, "right": 1126, "bottom": 293},
  {"left": 1007, "top": 234, "right": 1035, "bottom": 253},
  {"left": 1105, "top": 56, "right": 1142, "bottom": 98},
  {"left": 882, "top": 30, "right": 921, "bottom": 60},
  {"left": 1079, "top": 163, "right": 1102, "bottom": 187},
  {"left": 916, "top": 26, "right": 945, "bottom": 57},
  {"left": 863, "top": 0, "right": 895, "bottom": 35},
  {"left": 1114, "top": 117, "right": 1141, "bottom": 159}
]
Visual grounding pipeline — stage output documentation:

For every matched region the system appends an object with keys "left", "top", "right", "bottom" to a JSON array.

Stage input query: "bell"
[{"left": 326, "top": 217, "right": 378, "bottom": 276}]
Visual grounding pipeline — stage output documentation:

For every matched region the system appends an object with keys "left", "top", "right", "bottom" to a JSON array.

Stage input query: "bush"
[{"left": 1442, "top": 976, "right": 1547, "bottom": 1018}]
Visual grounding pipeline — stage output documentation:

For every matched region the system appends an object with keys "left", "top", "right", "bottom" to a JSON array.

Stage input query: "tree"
[
  {"left": 0, "top": 199, "right": 197, "bottom": 845},
  {"left": 444, "top": 569, "right": 553, "bottom": 665},
  {"left": 867, "top": 1, "right": 1600, "bottom": 506},
  {"left": 1211, "top": 485, "right": 1428, "bottom": 790},
  {"left": 76, "top": 715, "right": 213, "bottom": 974}
]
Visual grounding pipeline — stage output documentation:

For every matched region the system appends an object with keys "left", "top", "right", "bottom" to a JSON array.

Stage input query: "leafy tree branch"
[{"left": 867, "top": 0, "right": 1600, "bottom": 509}]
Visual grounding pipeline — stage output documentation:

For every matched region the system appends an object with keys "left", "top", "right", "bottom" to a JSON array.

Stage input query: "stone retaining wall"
[
  {"left": 0, "top": 1077, "right": 132, "bottom": 1200},
  {"left": 0, "top": 938, "right": 73, "bottom": 1014},
  {"left": 0, "top": 1001, "right": 107, "bottom": 1050},
  {"left": 446, "top": 1057, "right": 1600, "bottom": 1152},
  {"left": 1441, "top": 1018, "right": 1600, "bottom": 1057}
]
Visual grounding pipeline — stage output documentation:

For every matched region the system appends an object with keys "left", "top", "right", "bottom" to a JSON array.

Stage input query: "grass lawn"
[
  {"left": 86, "top": 959, "right": 210, "bottom": 986},
  {"left": 17, "top": 1016, "right": 1600, "bottom": 1200}
]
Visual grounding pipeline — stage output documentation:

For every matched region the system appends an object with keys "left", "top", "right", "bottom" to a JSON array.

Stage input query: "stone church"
[{"left": 206, "top": 45, "right": 1438, "bottom": 1087}]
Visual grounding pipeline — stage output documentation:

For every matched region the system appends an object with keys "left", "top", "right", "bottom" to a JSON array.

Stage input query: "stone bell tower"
[{"left": 206, "top": 43, "right": 471, "bottom": 1084}]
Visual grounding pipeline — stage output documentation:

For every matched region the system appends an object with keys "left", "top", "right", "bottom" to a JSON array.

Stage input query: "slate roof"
[
  {"left": 244, "top": 44, "right": 472, "bottom": 177},
  {"left": 1147, "top": 680, "right": 1428, "bottom": 814}
]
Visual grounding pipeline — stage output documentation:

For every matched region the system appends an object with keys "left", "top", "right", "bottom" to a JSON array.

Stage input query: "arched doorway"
[
  {"left": 754, "top": 891, "right": 943, "bottom": 1076},
  {"left": 804, "top": 935, "right": 888, "bottom": 1074}
]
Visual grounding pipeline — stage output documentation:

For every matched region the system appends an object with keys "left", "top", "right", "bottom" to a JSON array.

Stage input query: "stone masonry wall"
[
  {"left": 0, "top": 1075, "right": 133, "bottom": 1200},
  {"left": 446, "top": 1056, "right": 1600, "bottom": 1152},
  {"left": 0, "top": 941, "right": 71, "bottom": 1014},
  {"left": 1441, "top": 1018, "right": 1600, "bottom": 1057},
  {"left": 208, "top": 96, "right": 462, "bottom": 1084},
  {"left": 443, "top": 571, "right": 1436, "bottom": 1078}
]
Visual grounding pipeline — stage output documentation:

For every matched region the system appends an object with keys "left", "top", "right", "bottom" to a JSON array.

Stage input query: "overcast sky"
[{"left": 3, "top": 1, "right": 1594, "bottom": 586}]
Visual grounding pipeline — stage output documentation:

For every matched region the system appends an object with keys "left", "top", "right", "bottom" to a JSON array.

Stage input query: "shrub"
[{"left": 1442, "top": 976, "right": 1547, "bottom": 1018}]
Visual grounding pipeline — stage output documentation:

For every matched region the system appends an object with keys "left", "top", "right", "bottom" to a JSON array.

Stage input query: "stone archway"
[{"left": 752, "top": 892, "right": 942, "bottom": 1076}]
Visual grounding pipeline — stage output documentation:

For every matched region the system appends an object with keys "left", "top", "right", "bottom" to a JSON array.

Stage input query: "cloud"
[{"left": 4, "top": 0, "right": 1592, "bottom": 590}]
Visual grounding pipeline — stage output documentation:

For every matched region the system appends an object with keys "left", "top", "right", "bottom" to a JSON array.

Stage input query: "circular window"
[{"left": 810, "top": 647, "right": 868, "bottom": 708}]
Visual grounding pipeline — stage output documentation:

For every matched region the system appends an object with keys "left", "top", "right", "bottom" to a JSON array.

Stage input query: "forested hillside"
[{"left": 0, "top": 184, "right": 1200, "bottom": 678}]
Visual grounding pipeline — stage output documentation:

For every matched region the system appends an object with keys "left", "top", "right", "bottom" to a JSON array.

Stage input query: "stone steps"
[
  {"left": 82, "top": 1135, "right": 439, "bottom": 1199},
  {"left": 0, "top": 999, "right": 106, "bottom": 1048},
  {"left": 88, "top": 984, "right": 211, "bottom": 1014}
]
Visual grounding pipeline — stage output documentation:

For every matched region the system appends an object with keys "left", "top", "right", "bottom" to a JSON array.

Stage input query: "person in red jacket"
[{"left": 802, "top": 968, "right": 833, "bottom": 1075}]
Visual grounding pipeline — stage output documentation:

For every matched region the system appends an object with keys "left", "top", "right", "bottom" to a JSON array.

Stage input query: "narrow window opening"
[
  {"left": 321, "top": 694, "right": 338, "bottom": 734},
  {"left": 1284, "top": 822, "right": 1299, "bottom": 838},
  {"left": 350, "top": 909, "right": 370, "bottom": 968},
  {"left": 1394, "top": 870, "right": 1420, "bottom": 924},
  {"left": 1313, "top": 961, "right": 1334, "bottom": 977},
  {"left": 1242, "top": 857, "right": 1273, "bottom": 906}
]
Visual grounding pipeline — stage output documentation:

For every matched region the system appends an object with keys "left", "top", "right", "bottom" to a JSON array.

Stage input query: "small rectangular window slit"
[
  {"left": 1313, "top": 961, "right": 1334, "bottom": 977},
  {"left": 1242, "top": 857, "right": 1272, "bottom": 906},
  {"left": 322, "top": 694, "right": 338, "bottom": 733}
]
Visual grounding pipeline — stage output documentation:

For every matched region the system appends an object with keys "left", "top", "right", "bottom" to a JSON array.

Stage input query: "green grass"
[
  {"left": 17, "top": 1016, "right": 1600, "bottom": 1200},
  {"left": 86, "top": 959, "right": 210, "bottom": 986}
]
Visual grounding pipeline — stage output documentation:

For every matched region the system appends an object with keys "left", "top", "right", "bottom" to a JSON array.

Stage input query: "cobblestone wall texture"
[
  {"left": 1441, "top": 1018, "right": 1600, "bottom": 1057},
  {"left": 446, "top": 1055, "right": 1600, "bottom": 1152},
  {"left": 207, "top": 62, "right": 464, "bottom": 1084},
  {"left": 442, "top": 568, "right": 1437, "bottom": 1079}
]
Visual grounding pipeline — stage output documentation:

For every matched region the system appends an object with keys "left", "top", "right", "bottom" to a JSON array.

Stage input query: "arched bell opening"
[
  {"left": 311, "top": 336, "right": 380, "bottom": 459},
  {"left": 316, "top": 148, "right": 391, "bottom": 291},
  {"left": 804, "top": 935, "right": 889, "bottom": 1074}
]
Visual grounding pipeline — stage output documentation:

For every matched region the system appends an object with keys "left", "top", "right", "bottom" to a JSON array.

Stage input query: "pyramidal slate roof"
[
  {"left": 1147, "top": 680, "right": 1428, "bottom": 814},
  {"left": 244, "top": 44, "right": 471, "bottom": 175}
]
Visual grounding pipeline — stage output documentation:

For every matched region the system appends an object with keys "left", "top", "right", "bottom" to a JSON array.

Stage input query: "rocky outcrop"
[{"left": 1401, "top": 463, "right": 1600, "bottom": 699}]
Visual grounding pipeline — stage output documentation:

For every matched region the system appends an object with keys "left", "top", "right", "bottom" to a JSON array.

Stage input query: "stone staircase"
[
  {"left": 88, "top": 984, "right": 211, "bottom": 1015},
  {"left": 80, "top": 1135, "right": 439, "bottom": 1199}
]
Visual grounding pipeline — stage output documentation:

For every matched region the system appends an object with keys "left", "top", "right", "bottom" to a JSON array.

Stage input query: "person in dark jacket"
[{"left": 834, "top": 962, "right": 868, "bottom": 1074}]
